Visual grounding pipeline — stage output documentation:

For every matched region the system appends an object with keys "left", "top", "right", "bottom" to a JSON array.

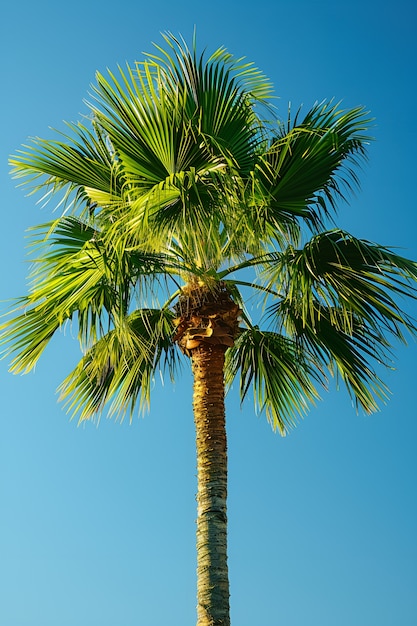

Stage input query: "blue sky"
[{"left": 1, "top": 1, "right": 416, "bottom": 625}]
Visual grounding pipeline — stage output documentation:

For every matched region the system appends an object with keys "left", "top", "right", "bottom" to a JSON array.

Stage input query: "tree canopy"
[{"left": 2, "top": 34, "right": 416, "bottom": 435}]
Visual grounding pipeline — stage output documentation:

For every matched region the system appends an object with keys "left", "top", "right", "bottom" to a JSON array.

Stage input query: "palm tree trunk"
[{"left": 192, "top": 343, "right": 230, "bottom": 626}]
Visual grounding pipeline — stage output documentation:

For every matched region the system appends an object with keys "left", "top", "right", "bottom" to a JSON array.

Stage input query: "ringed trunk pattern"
[
  {"left": 173, "top": 282, "right": 240, "bottom": 625},
  {"left": 192, "top": 343, "right": 230, "bottom": 626}
]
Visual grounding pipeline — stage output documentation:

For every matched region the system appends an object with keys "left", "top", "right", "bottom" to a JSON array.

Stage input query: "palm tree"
[{"left": 2, "top": 34, "right": 417, "bottom": 626}]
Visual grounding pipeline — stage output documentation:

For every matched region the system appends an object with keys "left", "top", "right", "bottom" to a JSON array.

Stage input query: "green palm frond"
[
  {"left": 225, "top": 327, "right": 322, "bottom": 434},
  {"left": 9, "top": 121, "right": 125, "bottom": 216},
  {"left": 59, "top": 308, "right": 179, "bottom": 422},
  {"left": 85, "top": 36, "right": 275, "bottom": 260},
  {"left": 274, "top": 300, "right": 390, "bottom": 413},
  {"left": 1, "top": 217, "right": 113, "bottom": 372},
  {"left": 264, "top": 230, "right": 417, "bottom": 338},
  {"left": 147, "top": 33, "right": 273, "bottom": 161},
  {"left": 90, "top": 42, "right": 263, "bottom": 180},
  {"left": 1, "top": 297, "right": 63, "bottom": 374},
  {"left": 254, "top": 102, "right": 371, "bottom": 232},
  {"left": 0, "top": 215, "right": 178, "bottom": 371},
  {"left": 153, "top": 32, "right": 274, "bottom": 106},
  {"left": 261, "top": 231, "right": 417, "bottom": 413}
]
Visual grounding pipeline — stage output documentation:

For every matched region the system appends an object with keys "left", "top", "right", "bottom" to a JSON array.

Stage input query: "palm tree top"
[
  {"left": 2, "top": 33, "right": 417, "bottom": 434},
  {"left": 10, "top": 35, "right": 371, "bottom": 263}
]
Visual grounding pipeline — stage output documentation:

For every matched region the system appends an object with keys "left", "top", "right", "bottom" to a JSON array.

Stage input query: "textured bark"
[
  {"left": 173, "top": 281, "right": 240, "bottom": 357},
  {"left": 192, "top": 344, "right": 230, "bottom": 626},
  {"left": 172, "top": 281, "right": 239, "bottom": 625}
]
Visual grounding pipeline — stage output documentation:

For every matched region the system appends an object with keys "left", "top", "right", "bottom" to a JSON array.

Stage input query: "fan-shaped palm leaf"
[
  {"left": 0, "top": 215, "right": 178, "bottom": 370},
  {"left": 253, "top": 102, "right": 371, "bottom": 233},
  {"left": 225, "top": 327, "right": 323, "bottom": 434},
  {"left": 59, "top": 307, "right": 179, "bottom": 422},
  {"left": 261, "top": 231, "right": 417, "bottom": 411},
  {"left": 264, "top": 230, "right": 417, "bottom": 335}
]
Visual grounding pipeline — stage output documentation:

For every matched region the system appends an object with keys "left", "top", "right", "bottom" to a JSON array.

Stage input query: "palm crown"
[{"left": 2, "top": 34, "right": 416, "bottom": 434}]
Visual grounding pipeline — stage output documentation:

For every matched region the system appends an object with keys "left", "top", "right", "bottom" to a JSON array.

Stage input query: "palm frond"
[
  {"left": 261, "top": 230, "right": 417, "bottom": 413},
  {"left": 254, "top": 101, "right": 372, "bottom": 231},
  {"left": 274, "top": 300, "right": 391, "bottom": 413},
  {"left": 225, "top": 327, "right": 322, "bottom": 434},
  {"left": 9, "top": 121, "right": 125, "bottom": 216},
  {"left": 59, "top": 308, "right": 180, "bottom": 422},
  {"left": 0, "top": 215, "right": 177, "bottom": 370},
  {"left": 84, "top": 35, "right": 277, "bottom": 262},
  {"left": 148, "top": 33, "right": 272, "bottom": 163},
  {"left": 264, "top": 230, "right": 417, "bottom": 339}
]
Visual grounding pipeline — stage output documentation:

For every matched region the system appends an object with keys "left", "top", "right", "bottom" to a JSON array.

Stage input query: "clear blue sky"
[{"left": 1, "top": 1, "right": 416, "bottom": 625}]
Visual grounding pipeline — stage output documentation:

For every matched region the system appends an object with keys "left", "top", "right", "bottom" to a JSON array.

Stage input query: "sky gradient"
[{"left": 1, "top": 1, "right": 416, "bottom": 625}]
